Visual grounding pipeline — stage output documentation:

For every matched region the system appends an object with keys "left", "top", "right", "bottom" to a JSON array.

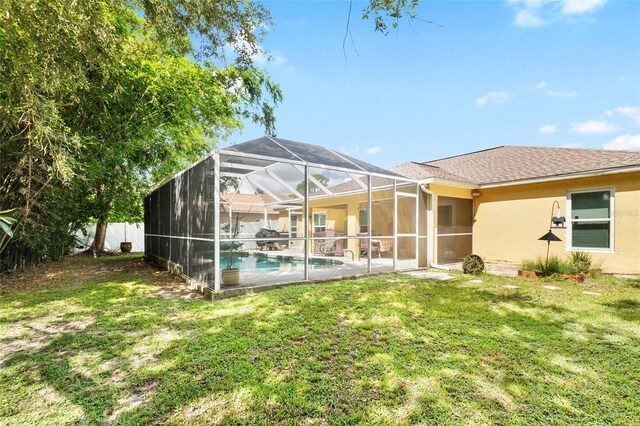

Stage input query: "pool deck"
[
  {"left": 191, "top": 246, "right": 520, "bottom": 301},
  {"left": 204, "top": 247, "right": 396, "bottom": 300}
]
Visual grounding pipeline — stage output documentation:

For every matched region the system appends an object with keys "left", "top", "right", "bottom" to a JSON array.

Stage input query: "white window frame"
[
  {"left": 290, "top": 212, "right": 300, "bottom": 237},
  {"left": 312, "top": 211, "right": 327, "bottom": 233},
  {"left": 358, "top": 205, "right": 369, "bottom": 233},
  {"left": 566, "top": 188, "right": 614, "bottom": 253}
]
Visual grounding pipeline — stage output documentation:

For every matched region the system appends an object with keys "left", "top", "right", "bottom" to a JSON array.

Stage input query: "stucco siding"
[{"left": 472, "top": 172, "right": 640, "bottom": 274}]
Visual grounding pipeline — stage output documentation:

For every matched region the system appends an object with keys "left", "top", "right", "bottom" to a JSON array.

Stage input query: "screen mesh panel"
[
  {"left": 144, "top": 155, "right": 217, "bottom": 285},
  {"left": 158, "top": 182, "right": 171, "bottom": 236},
  {"left": 144, "top": 138, "right": 415, "bottom": 289},
  {"left": 189, "top": 158, "right": 215, "bottom": 239},
  {"left": 171, "top": 173, "right": 189, "bottom": 237},
  {"left": 149, "top": 191, "right": 158, "bottom": 235}
]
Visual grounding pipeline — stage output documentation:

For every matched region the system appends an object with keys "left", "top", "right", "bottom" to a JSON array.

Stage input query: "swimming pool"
[{"left": 220, "top": 253, "right": 342, "bottom": 272}]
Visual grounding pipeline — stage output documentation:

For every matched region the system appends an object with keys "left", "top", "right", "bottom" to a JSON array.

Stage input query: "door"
[{"left": 395, "top": 186, "right": 419, "bottom": 269}]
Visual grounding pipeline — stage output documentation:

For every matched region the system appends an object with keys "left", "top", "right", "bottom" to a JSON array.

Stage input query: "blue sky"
[{"left": 224, "top": 0, "right": 640, "bottom": 168}]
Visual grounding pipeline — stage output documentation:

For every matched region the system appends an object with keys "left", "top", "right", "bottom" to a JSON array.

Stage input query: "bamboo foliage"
[{"left": 0, "top": 0, "right": 281, "bottom": 270}]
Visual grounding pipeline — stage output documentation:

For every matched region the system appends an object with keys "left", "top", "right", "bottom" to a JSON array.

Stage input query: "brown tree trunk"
[{"left": 89, "top": 219, "right": 108, "bottom": 252}]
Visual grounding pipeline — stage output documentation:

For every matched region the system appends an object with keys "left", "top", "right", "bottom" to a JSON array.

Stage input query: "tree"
[
  {"left": 296, "top": 174, "right": 330, "bottom": 196},
  {"left": 0, "top": 0, "right": 422, "bottom": 269},
  {"left": 0, "top": 0, "right": 281, "bottom": 268},
  {"left": 363, "top": 0, "right": 422, "bottom": 34}
]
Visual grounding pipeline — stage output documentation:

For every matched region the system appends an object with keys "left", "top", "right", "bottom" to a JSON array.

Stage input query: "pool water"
[{"left": 220, "top": 253, "right": 342, "bottom": 272}]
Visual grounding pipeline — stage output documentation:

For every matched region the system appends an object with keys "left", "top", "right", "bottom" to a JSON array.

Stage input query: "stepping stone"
[
  {"left": 502, "top": 285, "right": 520, "bottom": 289},
  {"left": 583, "top": 291, "right": 601, "bottom": 296},
  {"left": 469, "top": 279, "right": 483, "bottom": 283},
  {"left": 543, "top": 285, "right": 561, "bottom": 291},
  {"left": 403, "top": 271, "right": 454, "bottom": 281}
]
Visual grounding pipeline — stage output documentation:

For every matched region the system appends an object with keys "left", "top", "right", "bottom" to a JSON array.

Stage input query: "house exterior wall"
[
  {"left": 278, "top": 211, "right": 289, "bottom": 233},
  {"left": 309, "top": 190, "right": 392, "bottom": 257},
  {"left": 472, "top": 171, "right": 640, "bottom": 274},
  {"left": 426, "top": 185, "right": 473, "bottom": 266}
]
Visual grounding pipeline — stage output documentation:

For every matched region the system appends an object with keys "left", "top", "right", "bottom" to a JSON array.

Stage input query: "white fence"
[{"left": 75, "top": 222, "right": 145, "bottom": 253}]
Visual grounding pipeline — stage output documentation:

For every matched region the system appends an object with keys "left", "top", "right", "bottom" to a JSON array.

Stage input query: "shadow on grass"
[
  {"left": 603, "top": 298, "right": 640, "bottom": 322},
  {"left": 1, "top": 260, "right": 639, "bottom": 424}
]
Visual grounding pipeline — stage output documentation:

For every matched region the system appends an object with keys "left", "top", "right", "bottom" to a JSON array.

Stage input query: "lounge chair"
[{"left": 255, "top": 228, "right": 281, "bottom": 250}]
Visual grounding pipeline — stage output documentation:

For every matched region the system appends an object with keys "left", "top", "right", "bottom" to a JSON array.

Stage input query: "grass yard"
[{"left": 1, "top": 255, "right": 639, "bottom": 425}]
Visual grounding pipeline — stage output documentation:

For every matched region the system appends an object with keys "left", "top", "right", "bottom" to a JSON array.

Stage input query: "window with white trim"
[
  {"left": 359, "top": 208, "right": 368, "bottom": 233},
  {"left": 568, "top": 189, "right": 613, "bottom": 250},
  {"left": 313, "top": 212, "right": 326, "bottom": 233}
]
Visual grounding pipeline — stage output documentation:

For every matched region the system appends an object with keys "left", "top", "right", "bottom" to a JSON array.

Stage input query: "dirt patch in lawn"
[{"left": 0, "top": 254, "right": 189, "bottom": 296}]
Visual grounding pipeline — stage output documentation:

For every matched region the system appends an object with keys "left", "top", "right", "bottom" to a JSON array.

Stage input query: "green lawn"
[{"left": 1, "top": 255, "right": 639, "bottom": 425}]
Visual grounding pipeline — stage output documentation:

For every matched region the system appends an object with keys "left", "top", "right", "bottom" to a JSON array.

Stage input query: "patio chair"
[
  {"left": 316, "top": 234, "right": 345, "bottom": 257},
  {"left": 358, "top": 232, "right": 394, "bottom": 259},
  {"left": 358, "top": 232, "right": 381, "bottom": 258},
  {"left": 378, "top": 238, "right": 393, "bottom": 256}
]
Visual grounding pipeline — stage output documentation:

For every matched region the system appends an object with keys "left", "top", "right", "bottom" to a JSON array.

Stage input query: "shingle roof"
[
  {"left": 391, "top": 146, "right": 640, "bottom": 185},
  {"left": 391, "top": 161, "right": 470, "bottom": 182},
  {"left": 326, "top": 175, "right": 395, "bottom": 194}
]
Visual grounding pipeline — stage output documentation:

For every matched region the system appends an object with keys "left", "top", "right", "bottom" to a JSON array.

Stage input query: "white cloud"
[
  {"left": 547, "top": 89, "right": 577, "bottom": 98},
  {"left": 476, "top": 91, "right": 510, "bottom": 106},
  {"left": 539, "top": 124, "right": 557, "bottom": 134},
  {"left": 604, "top": 110, "right": 614, "bottom": 117},
  {"left": 340, "top": 146, "right": 360, "bottom": 155},
  {"left": 561, "top": 0, "right": 606, "bottom": 15},
  {"left": 515, "top": 9, "right": 546, "bottom": 26},
  {"left": 570, "top": 120, "right": 617, "bottom": 135},
  {"left": 225, "top": 28, "right": 287, "bottom": 67},
  {"left": 561, "top": 142, "right": 582, "bottom": 148},
  {"left": 365, "top": 146, "right": 381, "bottom": 155},
  {"left": 603, "top": 134, "right": 640, "bottom": 150},
  {"left": 618, "top": 75, "right": 626, "bottom": 83},
  {"left": 509, "top": 0, "right": 607, "bottom": 27},
  {"left": 250, "top": 49, "right": 287, "bottom": 66},
  {"left": 531, "top": 81, "right": 547, "bottom": 91},
  {"left": 615, "top": 106, "right": 640, "bottom": 126}
]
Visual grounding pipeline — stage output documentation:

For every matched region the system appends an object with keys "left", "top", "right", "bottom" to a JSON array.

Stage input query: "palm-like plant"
[
  {"left": 0, "top": 209, "right": 17, "bottom": 238},
  {"left": 220, "top": 213, "right": 244, "bottom": 270},
  {"left": 0, "top": 208, "right": 18, "bottom": 252}
]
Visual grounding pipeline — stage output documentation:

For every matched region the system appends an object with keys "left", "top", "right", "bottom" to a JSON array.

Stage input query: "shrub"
[
  {"left": 541, "top": 255, "right": 574, "bottom": 275},
  {"left": 463, "top": 254, "right": 484, "bottom": 275},
  {"left": 521, "top": 255, "right": 577, "bottom": 276},
  {"left": 569, "top": 251, "right": 592, "bottom": 274},
  {"left": 522, "top": 258, "right": 542, "bottom": 273}
]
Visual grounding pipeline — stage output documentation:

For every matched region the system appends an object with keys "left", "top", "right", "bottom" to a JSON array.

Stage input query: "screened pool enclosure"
[{"left": 144, "top": 137, "right": 428, "bottom": 293}]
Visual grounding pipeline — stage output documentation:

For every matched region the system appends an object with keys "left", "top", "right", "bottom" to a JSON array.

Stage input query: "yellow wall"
[
  {"left": 309, "top": 190, "right": 393, "bottom": 257},
  {"left": 429, "top": 184, "right": 473, "bottom": 199},
  {"left": 472, "top": 172, "right": 640, "bottom": 274},
  {"left": 278, "top": 211, "right": 289, "bottom": 233},
  {"left": 299, "top": 173, "right": 639, "bottom": 274}
]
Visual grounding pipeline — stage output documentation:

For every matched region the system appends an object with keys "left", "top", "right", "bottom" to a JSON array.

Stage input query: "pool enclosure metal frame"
[{"left": 144, "top": 136, "right": 421, "bottom": 292}]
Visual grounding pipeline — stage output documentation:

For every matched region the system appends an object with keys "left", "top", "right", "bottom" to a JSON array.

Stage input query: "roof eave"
[
  {"left": 479, "top": 165, "right": 640, "bottom": 189},
  {"left": 418, "top": 177, "right": 479, "bottom": 189}
]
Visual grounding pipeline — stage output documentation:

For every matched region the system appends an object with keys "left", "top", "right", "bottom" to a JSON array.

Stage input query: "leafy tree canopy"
[
  {"left": 0, "top": 0, "right": 421, "bottom": 269},
  {"left": 0, "top": 0, "right": 281, "bottom": 266},
  {"left": 296, "top": 174, "right": 330, "bottom": 196}
]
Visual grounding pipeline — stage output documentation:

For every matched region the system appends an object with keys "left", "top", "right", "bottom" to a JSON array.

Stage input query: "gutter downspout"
[{"left": 419, "top": 184, "right": 450, "bottom": 271}]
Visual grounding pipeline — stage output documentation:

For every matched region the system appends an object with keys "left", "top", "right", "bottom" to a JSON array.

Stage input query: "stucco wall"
[{"left": 472, "top": 172, "right": 640, "bottom": 274}]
